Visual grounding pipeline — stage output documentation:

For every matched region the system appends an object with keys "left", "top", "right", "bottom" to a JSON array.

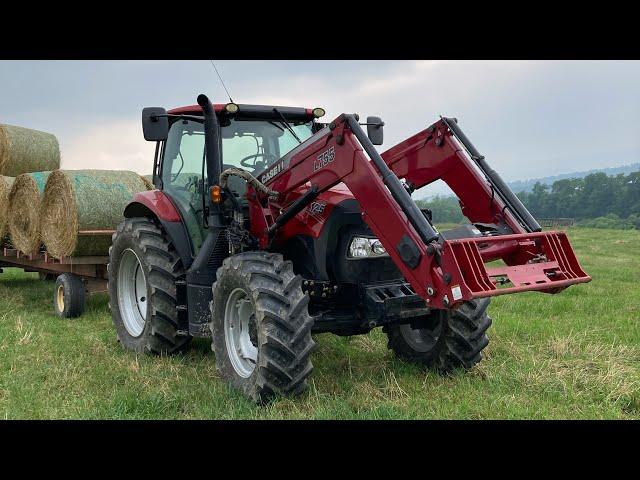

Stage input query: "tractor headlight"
[
  {"left": 348, "top": 236, "right": 388, "bottom": 259},
  {"left": 371, "top": 239, "right": 386, "bottom": 255}
]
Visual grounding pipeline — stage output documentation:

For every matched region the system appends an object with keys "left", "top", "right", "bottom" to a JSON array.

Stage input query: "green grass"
[{"left": 1, "top": 227, "right": 638, "bottom": 419}]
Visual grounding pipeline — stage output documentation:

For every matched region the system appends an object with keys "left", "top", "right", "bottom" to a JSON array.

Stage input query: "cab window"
[
  {"left": 161, "top": 120, "right": 207, "bottom": 254},
  {"left": 221, "top": 119, "right": 313, "bottom": 176},
  {"left": 278, "top": 123, "right": 314, "bottom": 157}
]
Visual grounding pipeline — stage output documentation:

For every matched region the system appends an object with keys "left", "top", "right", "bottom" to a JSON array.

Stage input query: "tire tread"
[
  {"left": 211, "top": 251, "right": 315, "bottom": 404},
  {"left": 108, "top": 217, "right": 191, "bottom": 355},
  {"left": 386, "top": 298, "right": 492, "bottom": 373}
]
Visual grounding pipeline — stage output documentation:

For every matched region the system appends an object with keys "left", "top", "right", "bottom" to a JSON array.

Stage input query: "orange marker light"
[{"left": 210, "top": 185, "right": 222, "bottom": 203}]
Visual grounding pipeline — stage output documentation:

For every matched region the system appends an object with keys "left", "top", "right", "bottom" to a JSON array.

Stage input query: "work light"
[
  {"left": 225, "top": 102, "right": 239, "bottom": 114},
  {"left": 312, "top": 107, "right": 326, "bottom": 118}
]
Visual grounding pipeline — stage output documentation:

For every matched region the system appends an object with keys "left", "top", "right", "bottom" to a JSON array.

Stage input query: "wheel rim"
[
  {"left": 56, "top": 284, "right": 65, "bottom": 312},
  {"left": 117, "top": 248, "right": 148, "bottom": 338},
  {"left": 398, "top": 313, "right": 443, "bottom": 353},
  {"left": 224, "top": 288, "right": 258, "bottom": 378}
]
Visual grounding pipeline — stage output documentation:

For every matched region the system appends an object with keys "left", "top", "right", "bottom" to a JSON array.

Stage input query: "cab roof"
[{"left": 168, "top": 103, "right": 315, "bottom": 121}]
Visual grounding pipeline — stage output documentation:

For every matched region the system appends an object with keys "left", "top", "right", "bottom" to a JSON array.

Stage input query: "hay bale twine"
[
  {"left": 0, "top": 176, "right": 15, "bottom": 242},
  {"left": 41, "top": 170, "right": 150, "bottom": 258},
  {"left": 0, "top": 124, "right": 60, "bottom": 177},
  {"left": 7, "top": 172, "right": 51, "bottom": 254}
]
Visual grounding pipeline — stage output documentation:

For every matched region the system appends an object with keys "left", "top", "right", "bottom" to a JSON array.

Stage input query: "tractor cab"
[{"left": 146, "top": 103, "right": 325, "bottom": 254}]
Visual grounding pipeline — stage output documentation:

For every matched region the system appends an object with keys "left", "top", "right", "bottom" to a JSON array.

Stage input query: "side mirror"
[
  {"left": 366, "top": 116, "right": 384, "bottom": 145},
  {"left": 142, "top": 107, "right": 169, "bottom": 141}
]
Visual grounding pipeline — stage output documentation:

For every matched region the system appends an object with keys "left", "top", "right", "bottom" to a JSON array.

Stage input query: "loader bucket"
[{"left": 441, "top": 231, "right": 591, "bottom": 300}]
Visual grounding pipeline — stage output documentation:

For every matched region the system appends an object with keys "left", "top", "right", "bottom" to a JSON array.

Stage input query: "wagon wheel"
[{"left": 54, "top": 273, "right": 86, "bottom": 318}]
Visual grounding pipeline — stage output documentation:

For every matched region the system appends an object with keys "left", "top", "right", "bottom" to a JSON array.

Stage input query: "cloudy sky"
[{"left": 1, "top": 60, "right": 638, "bottom": 193}]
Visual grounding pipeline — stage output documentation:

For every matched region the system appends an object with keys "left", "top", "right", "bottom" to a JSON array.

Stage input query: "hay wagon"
[{"left": 0, "top": 230, "right": 113, "bottom": 318}]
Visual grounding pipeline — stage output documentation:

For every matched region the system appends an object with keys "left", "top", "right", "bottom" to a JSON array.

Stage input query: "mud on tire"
[
  {"left": 108, "top": 217, "right": 191, "bottom": 354},
  {"left": 210, "top": 251, "right": 315, "bottom": 404},
  {"left": 385, "top": 298, "right": 492, "bottom": 372}
]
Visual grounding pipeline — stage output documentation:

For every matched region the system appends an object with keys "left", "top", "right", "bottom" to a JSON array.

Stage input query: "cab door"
[{"left": 161, "top": 119, "right": 208, "bottom": 255}]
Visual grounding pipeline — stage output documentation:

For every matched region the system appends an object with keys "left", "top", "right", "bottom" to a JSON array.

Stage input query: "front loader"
[{"left": 108, "top": 94, "right": 590, "bottom": 403}]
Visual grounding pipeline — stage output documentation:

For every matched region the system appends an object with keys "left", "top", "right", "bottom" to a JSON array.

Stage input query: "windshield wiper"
[
  {"left": 267, "top": 121, "right": 285, "bottom": 132},
  {"left": 273, "top": 107, "right": 302, "bottom": 144}
]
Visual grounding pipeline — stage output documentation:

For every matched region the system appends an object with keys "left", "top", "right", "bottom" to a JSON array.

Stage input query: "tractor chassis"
[{"left": 310, "top": 279, "right": 430, "bottom": 336}]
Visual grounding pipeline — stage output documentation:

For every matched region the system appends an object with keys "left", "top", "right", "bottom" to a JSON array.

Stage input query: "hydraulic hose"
[{"left": 219, "top": 167, "right": 280, "bottom": 198}]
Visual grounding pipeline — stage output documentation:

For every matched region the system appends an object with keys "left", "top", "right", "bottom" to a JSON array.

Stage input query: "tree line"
[{"left": 416, "top": 171, "right": 640, "bottom": 229}]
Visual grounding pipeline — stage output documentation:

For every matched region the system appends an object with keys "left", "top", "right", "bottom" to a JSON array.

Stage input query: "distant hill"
[{"left": 507, "top": 163, "right": 640, "bottom": 194}]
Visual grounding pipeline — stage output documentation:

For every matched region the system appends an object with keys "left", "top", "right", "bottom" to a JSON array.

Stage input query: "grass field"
[{"left": 0, "top": 227, "right": 638, "bottom": 419}]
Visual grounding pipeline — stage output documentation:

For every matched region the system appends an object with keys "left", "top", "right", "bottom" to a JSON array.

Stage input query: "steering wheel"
[{"left": 240, "top": 152, "right": 278, "bottom": 169}]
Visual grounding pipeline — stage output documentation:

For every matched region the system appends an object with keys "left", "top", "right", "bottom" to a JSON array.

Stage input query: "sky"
[{"left": 0, "top": 60, "right": 638, "bottom": 197}]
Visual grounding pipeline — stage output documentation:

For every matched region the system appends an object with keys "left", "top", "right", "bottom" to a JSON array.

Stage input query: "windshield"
[{"left": 221, "top": 118, "right": 313, "bottom": 176}]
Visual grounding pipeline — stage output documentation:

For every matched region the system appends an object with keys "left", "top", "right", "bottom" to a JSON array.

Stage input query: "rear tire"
[
  {"left": 108, "top": 217, "right": 191, "bottom": 354},
  {"left": 385, "top": 298, "right": 492, "bottom": 372},
  {"left": 210, "top": 251, "right": 315, "bottom": 404},
  {"left": 54, "top": 273, "right": 86, "bottom": 318}
]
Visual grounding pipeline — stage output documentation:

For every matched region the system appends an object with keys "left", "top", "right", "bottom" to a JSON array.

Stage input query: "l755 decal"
[{"left": 313, "top": 146, "right": 335, "bottom": 172}]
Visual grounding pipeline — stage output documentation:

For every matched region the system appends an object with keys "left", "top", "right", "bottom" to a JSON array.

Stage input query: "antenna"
[{"left": 209, "top": 60, "right": 234, "bottom": 103}]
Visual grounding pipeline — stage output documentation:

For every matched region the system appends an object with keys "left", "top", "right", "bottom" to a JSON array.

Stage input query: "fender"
[
  {"left": 123, "top": 190, "right": 194, "bottom": 268},
  {"left": 125, "top": 190, "right": 181, "bottom": 222}
]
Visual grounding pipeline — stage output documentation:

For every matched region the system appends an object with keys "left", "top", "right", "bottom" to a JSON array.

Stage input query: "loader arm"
[
  {"left": 250, "top": 114, "right": 591, "bottom": 310},
  {"left": 381, "top": 117, "right": 539, "bottom": 236}
]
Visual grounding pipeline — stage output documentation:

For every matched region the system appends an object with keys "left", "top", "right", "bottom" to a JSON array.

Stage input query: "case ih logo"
[
  {"left": 261, "top": 162, "right": 284, "bottom": 184},
  {"left": 313, "top": 147, "right": 335, "bottom": 172}
]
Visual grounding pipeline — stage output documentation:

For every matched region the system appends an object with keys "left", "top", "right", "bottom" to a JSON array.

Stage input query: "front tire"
[
  {"left": 108, "top": 217, "right": 191, "bottom": 354},
  {"left": 385, "top": 298, "right": 492, "bottom": 372},
  {"left": 210, "top": 252, "right": 315, "bottom": 404}
]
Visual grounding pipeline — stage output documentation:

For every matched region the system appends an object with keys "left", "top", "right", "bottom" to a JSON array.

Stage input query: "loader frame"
[{"left": 249, "top": 113, "right": 590, "bottom": 310}]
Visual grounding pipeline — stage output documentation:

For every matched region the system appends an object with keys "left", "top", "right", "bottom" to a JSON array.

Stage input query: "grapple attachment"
[{"left": 441, "top": 231, "right": 591, "bottom": 300}]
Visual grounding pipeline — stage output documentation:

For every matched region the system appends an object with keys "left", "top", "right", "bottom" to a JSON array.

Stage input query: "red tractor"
[{"left": 108, "top": 94, "right": 590, "bottom": 403}]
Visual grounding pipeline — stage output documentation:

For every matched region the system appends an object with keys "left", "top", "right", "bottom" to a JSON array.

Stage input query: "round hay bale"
[
  {"left": 7, "top": 172, "right": 51, "bottom": 254},
  {"left": 0, "top": 176, "right": 15, "bottom": 231},
  {"left": 41, "top": 170, "right": 150, "bottom": 258},
  {"left": 0, "top": 124, "right": 60, "bottom": 177},
  {"left": 0, "top": 176, "right": 15, "bottom": 243}
]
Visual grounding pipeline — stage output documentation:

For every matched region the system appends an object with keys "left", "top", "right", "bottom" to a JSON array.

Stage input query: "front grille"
[{"left": 207, "top": 228, "right": 228, "bottom": 270}]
